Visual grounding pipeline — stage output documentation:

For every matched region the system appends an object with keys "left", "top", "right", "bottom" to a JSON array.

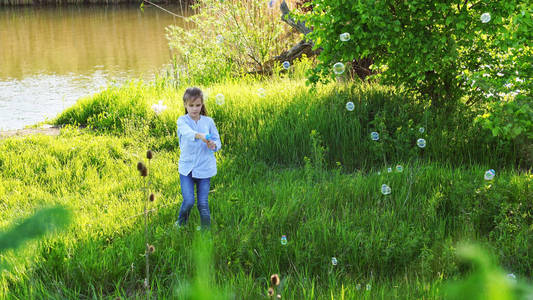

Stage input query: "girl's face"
[{"left": 185, "top": 97, "right": 203, "bottom": 119}]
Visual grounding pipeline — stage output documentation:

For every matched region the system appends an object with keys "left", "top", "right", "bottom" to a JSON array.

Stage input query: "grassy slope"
[{"left": 0, "top": 78, "right": 531, "bottom": 299}]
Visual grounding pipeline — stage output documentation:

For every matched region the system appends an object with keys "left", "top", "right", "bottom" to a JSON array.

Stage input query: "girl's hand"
[
  {"left": 207, "top": 140, "right": 216, "bottom": 150},
  {"left": 195, "top": 133, "right": 208, "bottom": 143}
]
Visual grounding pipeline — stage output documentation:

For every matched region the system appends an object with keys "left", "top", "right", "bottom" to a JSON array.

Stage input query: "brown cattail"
[
  {"left": 141, "top": 166, "right": 148, "bottom": 177},
  {"left": 270, "top": 274, "right": 280, "bottom": 286},
  {"left": 149, "top": 193, "right": 155, "bottom": 202},
  {"left": 137, "top": 161, "right": 145, "bottom": 171},
  {"left": 267, "top": 287, "right": 274, "bottom": 297},
  {"left": 146, "top": 150, "right": 153, "bottom": 160}
]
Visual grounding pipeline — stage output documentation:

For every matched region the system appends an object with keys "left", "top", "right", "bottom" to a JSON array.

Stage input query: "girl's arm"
[
  {"left": 177, "top": 118, "right": 207, "bottom": 142},
  {"left": 209, "top": 119, "right": 222, "bottom": 151}
]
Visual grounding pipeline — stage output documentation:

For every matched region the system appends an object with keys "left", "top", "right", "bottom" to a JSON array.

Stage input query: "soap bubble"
[
  {"left": 484, "top": 169, "right": 495, "bottom": 181},
  {"left": 331, "top": 257, "right": 338, "bottom": 266},
  {"left": 346, "top": 101, "right": 355, "bottom": 111},
  {"left": 370, "top": 132, "right": 379, "bottom": 141},
  {"left": 196, "top": 226, "right": 201, "bottom": 231},
  {"left": 257, "top": 88, "right": 266, "bottom": 98},
  {"left": 507, "top": 273, "right": 517, "bottom": 283},
  {"left": 281, "top": 235, "right": 287, "bottom": 245},
  {"left": 417, "top": 138, "right": 426, "bottom": 148},
  {"left": 480, "top": 12, "right": 491, "bottom": 23},
  {"left": 381, "top": 184, "right": 391, "bottom": 195},
  {"left": 339, "top": 32, "right": 350, "bottom": 42},
  {"left": 333, "top": 62, "right": 345, "bottom": 75},
  {"left": 216, "top": 93, "right": 225, "bottom": 105},
  {"left": 356, "top": 284, "right": 361, "bottom": 290},
  {"left": 387, "top": 167, "right": 392, "bottom": 173},
  {"left": 282, "top": 61, "right": 290, "bottom": 70},
  {"left": 419, "top": 127, "right": 425, "bottom": 133},
  {"left": 216, "top": 34, "right": 224, "bottom": 44},
  {"left": 396, "top": 165, "right": 403, "bottom": 172},
  {"left": 366, "top": 284, "right": 371, "bottom": 291}
]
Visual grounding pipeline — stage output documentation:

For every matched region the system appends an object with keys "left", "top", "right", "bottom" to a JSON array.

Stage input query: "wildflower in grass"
[
  {"left": 282, "top": 61, "right": 290, "bottom": 69},
  {"left": 141, "top": 166, "right": 148, "bottom": 177},
  {"left": 146, "top": 150, "right": 153, "bottom": 160},
  {"left": 268, "top": 287, "right": 274, "bottom": 297},
  {"left": 176, "top": 87, "right": 222, "bottom": 229},
  {"left": 277, "top": 295, "right": 281, "bottom": 299},
  {"left": 147, "top": 244, "right": 155, "bottom": 254},
  {"left": 270, "top": 274, "right": 280, "bottom": 286}
]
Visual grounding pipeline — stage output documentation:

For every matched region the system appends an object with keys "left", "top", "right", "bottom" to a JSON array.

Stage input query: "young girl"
[{"left": 175, "top": 87, "right": 221, "bottom": 229}]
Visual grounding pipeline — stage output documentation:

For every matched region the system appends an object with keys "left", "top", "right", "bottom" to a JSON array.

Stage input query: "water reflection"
[{"left": 0, "top": 4, "right": 189, "bottom": 130}]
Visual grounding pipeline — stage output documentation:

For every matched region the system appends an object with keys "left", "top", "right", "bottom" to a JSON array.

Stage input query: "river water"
[{"left": 0, "top": 4, "right": 188, "bottom": 130}]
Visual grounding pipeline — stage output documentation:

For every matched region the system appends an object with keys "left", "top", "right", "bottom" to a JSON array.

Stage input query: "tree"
[{"left": 301, "top": 0, "right": 532, "bottom": 110}]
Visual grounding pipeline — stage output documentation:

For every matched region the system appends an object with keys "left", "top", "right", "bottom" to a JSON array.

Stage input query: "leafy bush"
[
  {"left": 165, "top": 0, "right": 301, "bottom": 85},
  {"left": 301, "top": 0, "right": 532, "bottom": 110}
]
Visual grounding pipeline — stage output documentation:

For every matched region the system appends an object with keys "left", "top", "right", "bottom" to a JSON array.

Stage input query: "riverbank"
[
  {"left": 0, "top": 125, "right": 60, "bottom": 139},
  {"left": 0, "top": 78, "right": 531, "bottom": 298}
]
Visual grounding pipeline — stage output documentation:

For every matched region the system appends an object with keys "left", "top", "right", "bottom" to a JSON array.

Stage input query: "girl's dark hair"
[{"left": 183, "top": 87, "right": 207, "bottom": 116}]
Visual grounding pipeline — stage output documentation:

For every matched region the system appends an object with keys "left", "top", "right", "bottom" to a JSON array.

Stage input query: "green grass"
[{"left": 0, "top": 78, "right": 531, "bottom": 299}]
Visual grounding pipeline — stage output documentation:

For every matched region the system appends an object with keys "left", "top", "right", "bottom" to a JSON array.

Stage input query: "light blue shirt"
[{"left": 177, "top": 114, "right": 222, "bottom": 178}]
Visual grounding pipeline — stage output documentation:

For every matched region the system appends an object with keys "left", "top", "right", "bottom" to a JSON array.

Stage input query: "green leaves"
[{"left": 302, "top": 0, "right": 531, "bottom": 113}]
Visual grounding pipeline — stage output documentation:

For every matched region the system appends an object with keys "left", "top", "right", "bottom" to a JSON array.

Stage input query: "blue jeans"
[{"left": 178, "top": 172, "right": 211, "bottom": 228}]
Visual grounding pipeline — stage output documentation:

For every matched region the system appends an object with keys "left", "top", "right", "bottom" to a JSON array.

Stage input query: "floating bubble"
[
  {"left": 419, "top": 127, "right": 425, "bottom": 133},
  {"left": 257, "top": 88, "right": 266, "bottom": 98},
  {"left": 480, "top": 12, "right": 491, "bottom": 23},
  {"left": 396, "top": 165, "right": 403, "bottom": 172},
  {"left": 339, "top": 32, "right": 350, "bottom": 42},
  {"left": 333, "top": 62, "right": 345, "bottom": 75},
  {"left": 216, "top": 93, "right": 225, "bottom": 105},
  {"left": 331, "top": 257, "right": 338, "bottom": 266},
  {"left": 281, "top": 235, "right": 287, "bottom": 245},
  {"left": 346, "top": 101, "right": 355, "bottom": 111},
  {"left": 370, "top": 132, "right": 379, "bottom": 141},
  {"left": 484, "top": 169, "right": 495, "bottom": 181},
  {"left": 356, "top": 284, "right": 361, "bottom": 290},
  {"left": 507, "top": 273, "right": 517, "bottom": 283},
  {"left": 377, "top": 171, "right": 381, "bottom": 175},
  {"left": 381, "top": 184, "right": 391, "bottom": 195},
  {"left": 196, "top": 225, "right": 201, "bottom": 231},
  {"left": 282, "top": 61, "right": 290, "bottom": 70},
  {"left": 417, "top": 138, "right": 426, "bottom": 148},
  {"left": 216, "top": 34, "right": 224, "bottom": 44},
  {"left": 366, "top": 284, "right": 371, "bottom": 291},
  {"left": 387, "top": 167, "right": 392, "bottom": 173}
]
